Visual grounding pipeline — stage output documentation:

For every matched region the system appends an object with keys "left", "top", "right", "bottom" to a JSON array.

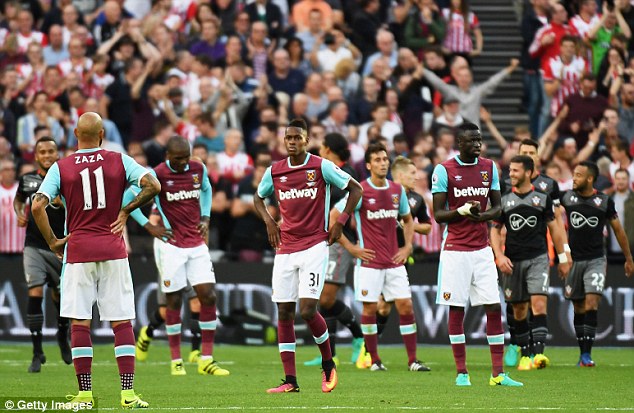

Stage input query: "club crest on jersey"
[
  {"left": 504, "top": 288, "right": 512, "bottom": 299},
  {"left": 565, "top": 285, "right": 572, "bottom": 297},
  {"left": 192, "top": 173, "right": 200, "bottom": 189},
  {"left": 480, "top": 171, "right": 489, "bottom": 182},
  {"left": 306, "top": 170, "right": 316, "bottom": 182},
  {"left": 531, "top": 196, "right": 541, "bottom": 206},
  {"left": 361, "top": 289, "right": 368, "bottom": 297},
  {"left": 443, "top": 292, "right": 451, "bottom": 301},
  {"left": 164, "top": 280, "right": 171, "bottom": 287},
  {"left": 539, "top": 181, "right": 548, "bottom": 191},
  {"left": 593, "top": 197, "right": 602, "bottom": 206},
  {"left": 391, "top": 194, "right": 400, "bottom": 207}
]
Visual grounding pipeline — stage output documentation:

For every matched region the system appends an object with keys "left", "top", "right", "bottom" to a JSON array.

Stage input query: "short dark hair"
[
  {"left": 560, "top": 34, "right": 577, "bottom": 45},
  {"left": 192, "top": 143, "right": 208, "bottom": 153},
  {"left": 456, "top": 121, "right": 480, "bottom": 141},
  {"left": 323, "top": 132, "right": 350, "bottom": 162},
  {"left": 510, "top": 155, "right": 534, "bottom": 173},
  {"left": 519, "top": 138, "right": 539, "bottom": 151},
  {"left": 34, "top": 136, "right": 57, "bottom": 150},
  {"left": 610, "top": 140, "right": 629, "bottom": 153},
  {"left": 33, "top": 125, "right": 50, "bottom": 136},
  {"left": 288, "top": 117, "right": 308, "bottom": 131},
  {"left": 365, "top": 142, "right": 388, "bottom": 164},
  {"left": 579, "top": 160, "right": 599, "bottom": 181},
  {"left": 615, "top": 168, "right": 631, "bottom": 178},
  {"left": 166, "top": 135, "right": 190, "bottom": 152}
]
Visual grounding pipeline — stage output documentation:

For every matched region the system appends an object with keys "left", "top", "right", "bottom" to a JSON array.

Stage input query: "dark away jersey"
[
  {"left": 397, "top": 189, "right": 431, "bottom": 248},
  {"left": 502, "top": 173, "right": 561, "bottom": 206},
  {"left": 560, "top": 190, "right": 617, "bottom": 261},
  {"left": 496, "top": 188, "right": 554, "bottom": 261},
  {"left": 16, "top": 171, "right": 65, "bottom": 250}
]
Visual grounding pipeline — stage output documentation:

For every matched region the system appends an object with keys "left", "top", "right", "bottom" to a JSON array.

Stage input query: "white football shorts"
[
  {"left": 155, "top": 241, "right": 215, "bottom": 293},
  {"left": 61, "top": 258, "right": 135, "bottom": 321},
  {"left": 272, "top": 241, "right": 328, "bottom": 302},
  {"left": 354, "top": 265, "right": 411, "bottom": 302},
  {"left": 436, "top": 246, "right": 500, "bottom": 307}
]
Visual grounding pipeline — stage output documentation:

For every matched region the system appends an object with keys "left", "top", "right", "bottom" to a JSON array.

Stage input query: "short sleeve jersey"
[
  {"left": 16, "top": 171, "right": 66, "bottom": 250},
  {"left": 560, "top": 190, "right": 617, "bottom": 261},
  {"left": 38, "top": 148, "right": 148, "bottom": 263},
  {"left": 337, "top": 179, "right": 410, "bottom": 269},
  {"left": 153, "top": 160, "right": 212, "bottom": 249},
  {"left": 502, "top": 173, "right": 561, "bottom": 206},
  {"left": 495, "top": 188, "right": 554, "bottom": 261},
  {"left": 257, "top": 153, "right": 351, "bottom": 254},
  {"left": 431, "top": 156, "right": 500, "bottom": 251}
]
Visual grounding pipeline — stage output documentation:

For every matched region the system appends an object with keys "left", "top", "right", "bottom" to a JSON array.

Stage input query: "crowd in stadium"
[{"left": 0, "top": 0, "right": 633, "bottom": 263}]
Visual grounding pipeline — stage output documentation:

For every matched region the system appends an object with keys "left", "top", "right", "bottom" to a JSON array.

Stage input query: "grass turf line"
[{"left": 0, "top": 343, "right": 633, "bottom": 411}]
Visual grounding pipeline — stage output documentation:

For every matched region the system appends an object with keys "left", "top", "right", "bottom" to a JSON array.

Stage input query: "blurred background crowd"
[{"left": 0, "top": 0, "right": 633, "bottom": 264}]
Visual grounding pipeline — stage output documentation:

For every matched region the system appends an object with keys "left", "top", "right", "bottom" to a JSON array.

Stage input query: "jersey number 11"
[{"left": 80, "top": 166, "right": 107, "bottom": 210}]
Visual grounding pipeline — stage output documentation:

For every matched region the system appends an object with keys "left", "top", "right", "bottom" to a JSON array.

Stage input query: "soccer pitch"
[{"left": 1, "top": 343, "right": 633, "bottom": 412}]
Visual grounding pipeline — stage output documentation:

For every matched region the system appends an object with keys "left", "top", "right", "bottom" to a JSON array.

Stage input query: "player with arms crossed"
[
  {"left": 432, "top": 121, "right": 523, "bottom": 387},
  {"left": 31, "top": 112, "right": 160, "bottom": 408},
  {"left": 125, "top": 135, "right": 229, "bottom": 376},
  {"left": 254, "top": 119, "right": 363, "bottom": 393},
  {"left": 14, "top": 136, "right": 71, "bottom": 372},
  {"left": 561, "top": 161, "right": 634, "bottom": 367},
  {"left": 332, "top": 144, "right": 430, "bottom": 372},
  {"left": 500, "top": 139, "right": 570, "bottom": 367},
  {"left": 490, "top": 155, "right": 570, "bottom": 371}
]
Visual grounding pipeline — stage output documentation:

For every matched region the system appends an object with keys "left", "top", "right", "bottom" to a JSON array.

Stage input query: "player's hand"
[
  {"left": 625, "top": 259, "right": 634, "bottom": 278},
  {"left": 49, "top": 233, "right": 70, "bottom": 259},
  {"left": 265, "top": 219, "right": 281, "bottom": 249},
  {"left": 198, "top": 218, "right": 210, "bottom": 239},
  {"left": 328, "top": 222, "right": 344, "bottom": 246},
  {"left": 350, "top": 244, "right": 375, "bottom": 263},
  {"left": 144, "top": 223, "right": 173, "bottom": 241},
  {"left": 392, "top": 245, "right": 412, "bottom": 265},
  {"left": 557, "top": 261, "right": 571, "bottom": 279},
  {"left": 496, "top": 255, "right": 513, "bottom": 275},
  {"left": 110, "top": 210, "right": 130, "bottom": 236},
  {"left": 17, "top": 213, "right": 28, "bottom": 227}
]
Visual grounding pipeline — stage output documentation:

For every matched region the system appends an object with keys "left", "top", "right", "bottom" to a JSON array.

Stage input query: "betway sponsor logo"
[
  {"left": 367, "top": 209, "right": 398, "bottom": 220},
  {"left": 166, "top": 190, "right": 200, "bottom": 201},
  {"left": 278, "top": 188, "right": 318, "bottom": 200},
  {"left": 453, "top": 187, "right": 489, "bottom": 198}
]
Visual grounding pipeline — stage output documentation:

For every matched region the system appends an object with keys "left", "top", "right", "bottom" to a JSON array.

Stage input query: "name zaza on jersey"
[{"left": 74, "top": 153, "right": 105, "bottom": 164}]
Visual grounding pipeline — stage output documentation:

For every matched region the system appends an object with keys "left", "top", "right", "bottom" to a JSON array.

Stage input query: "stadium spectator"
[
  {"left": 557, "top": 73, "right": 610, "bottom": 147},
  {"left": 16, "top": 42, "right": 46, "bottom": 97},
  {"left": 404, "top": 0, "right": 445, "bottom": 60},
  {"left": 441, "top": 0, "right": 482, "bottom": 61},
  {"left": 596, "top": 46, "right": 626, "bottom": 97},
  {"left": 351, "top": 0, "right": 382, "bottom": 58},
  {"left": 15, "top": 10, "right": 47, "bottom": 54},
  {"left": 0, "top": 158, "right": 25, "bottom": 254},
  {"left": 284, "top": 37, "right": 312, "bottom": 77},
  {"left": 357, "top": 102, "right": 402, "bottom": 150},
  {"left": 608, "top": 168, "right": 634, "bottom": 258},
  {"left": 313, "top": 27, "right": 360, "bottom": 73},
  {"left": 422, "top": 58, "right": 520, "bottom": 127},
  {"left": 362, "top": 29, "right": 398, "bottom": 77},
  {"left": 16, "top": 91, "right": 64, "bottom": 158},
  {"left": 190, "top": 18, "right": 225, "bottom": 62},
  {"left": 42, "top": 25, "right": 69, "bottom": 66},
  {"left": 609, "top": 140, "right": 634, "bottom": 185},
  {"left": 569, "top": 0, "right": 600, "bottom": 40},
  {"left": 543, "top": 35, "right": 587, "bottom": 120},
  {"left": 292, "top": 0, "right": 333, "bottom": 33},
  {"left": 229, "top": 153, "right": 277, "bottom": 262},
  {"left": 587, "top": 3, "right": 631, "bottom": 75},
  {"left": 142, "top": 118, "right": 173, "bottom": 168},
  {"left": 217, "top": 129, "right": 253, "bottom": 185},
  {"left": 321, "top": 100, "right": 351, "bottom": 137},
  {"left": 92, "top": 1, "right": 125, "bottom": 47},
  {"left": 296, "top": 9, "right": 325, "bottom": 54},
  {"left": 245, "top": 0, "right": 284, "bottom": 42}
]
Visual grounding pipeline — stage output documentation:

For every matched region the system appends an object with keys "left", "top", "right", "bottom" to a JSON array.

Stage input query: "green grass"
[{"left": 1, "top": 343, "right": 633, "bottom": 411}]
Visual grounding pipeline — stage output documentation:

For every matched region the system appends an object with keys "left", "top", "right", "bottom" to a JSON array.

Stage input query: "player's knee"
[
  {"left": 394, "top": 299, "right": 413, "bottom": 315},
  {"left": 319, "top": 294, "right": 335, "bottom": 309},
  {"left": 199, "top": 292, "right": 216, "bottom": 307},
  {"left": 299, "top": 306, "right": 317, "bottom": 320},
  {"left": 28, "top": 286, "right": 44, "bottom": 298}
]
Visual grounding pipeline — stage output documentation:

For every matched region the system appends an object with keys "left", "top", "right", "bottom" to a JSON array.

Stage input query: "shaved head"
[{"left": 75, "top": 112, "right": 104, "bottom": 146}]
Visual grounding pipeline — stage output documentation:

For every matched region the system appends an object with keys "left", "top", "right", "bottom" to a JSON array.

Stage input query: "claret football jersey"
[
  {"left": 431, "top": 155, "right": 500, "bottom": 251},
  {"left": 257, "top": 153, "right": 352, "bottom": 254}
]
